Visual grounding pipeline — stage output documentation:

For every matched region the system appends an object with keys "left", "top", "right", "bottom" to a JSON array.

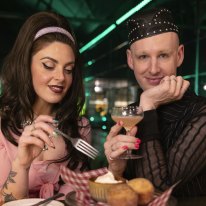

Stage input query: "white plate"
[{"left": 2, "top": 198, "right": 64, "bottom": 206}]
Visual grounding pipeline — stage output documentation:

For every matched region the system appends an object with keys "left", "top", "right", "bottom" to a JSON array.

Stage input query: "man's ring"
[{"left": 109, "top": 156, "right": 114, "bottom": 161}]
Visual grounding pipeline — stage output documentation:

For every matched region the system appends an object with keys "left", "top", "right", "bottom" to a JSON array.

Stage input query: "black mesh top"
[{"left": 124, "top": 89, "right": 206, "bottom": 198}]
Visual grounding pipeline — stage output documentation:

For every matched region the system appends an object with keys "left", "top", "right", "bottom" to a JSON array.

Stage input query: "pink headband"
[{"left": 34, "top": 26, "right": 75, "bottom": 43}]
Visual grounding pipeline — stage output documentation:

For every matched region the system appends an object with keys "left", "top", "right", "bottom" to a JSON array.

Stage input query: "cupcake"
[
  {"left": 127, "top": 178, "right": 154, "bottom": 205},
  {"left": 88, "top": 171, "right": 125, "bottom": 202}
]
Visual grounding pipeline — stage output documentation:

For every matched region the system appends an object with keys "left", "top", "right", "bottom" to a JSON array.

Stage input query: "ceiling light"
[
  {"left": 80, "top": 0, "right": 153, "bottom": 53},
  {"left": 80, "top": 24, "right": 116, "bottom": 53},
  {"left": 94, "top": 86, "right": 103, "bottom": 93},
  {"left": 116, "top": 0, "right": 153, "bottom": 25}
]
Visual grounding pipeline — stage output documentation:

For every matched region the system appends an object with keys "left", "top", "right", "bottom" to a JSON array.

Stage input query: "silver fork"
[{"left": 50, "top": 125, "right": 99, "bottom": 159}]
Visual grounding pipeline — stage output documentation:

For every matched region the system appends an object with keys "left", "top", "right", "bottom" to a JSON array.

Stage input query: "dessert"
[
  {"left": 88, "top": 171, "right": 125, "bottom": 202},
  {"left": 127, "top": 178, "right": 154, "bottom": 205},
  {"left": 106, "top": 183, "right": 138, "bottom": 206},
  {"left": 95, "top": 171, "right": 123, "bottom": 183}
]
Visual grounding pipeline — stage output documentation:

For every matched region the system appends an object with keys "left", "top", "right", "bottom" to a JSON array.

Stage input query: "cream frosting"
[{"left": 95, "top": 171, "right": 123, "bottom": 184}]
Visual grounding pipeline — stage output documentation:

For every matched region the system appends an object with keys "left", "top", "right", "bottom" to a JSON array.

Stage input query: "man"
[{"left": 104, "top": 8, "right": 206, "bottom": 200}]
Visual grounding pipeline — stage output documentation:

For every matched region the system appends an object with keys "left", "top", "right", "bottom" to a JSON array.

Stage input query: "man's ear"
[
  {"left": 177, "top": 44, "right": 184, "bottom": 67},
  {"left": 126, "top": 49, "right": 134, "bottom": 70}
]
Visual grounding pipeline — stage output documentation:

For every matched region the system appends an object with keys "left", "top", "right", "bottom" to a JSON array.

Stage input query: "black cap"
[{"left": 127, "top": 8, "right": 179, "bottom": 46}]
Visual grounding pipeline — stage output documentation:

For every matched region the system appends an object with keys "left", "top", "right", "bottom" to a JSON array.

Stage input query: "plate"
[
  {"left": 65, "top": 192, "right": 77, "bottom": 206},
  {"left": 2, "top": 198, "right": 64, "bottom": 206}
]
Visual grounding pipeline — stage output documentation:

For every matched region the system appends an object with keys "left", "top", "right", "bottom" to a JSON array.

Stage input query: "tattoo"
[
  {"left": 2, "top": 170, "right": 17, "bottom": 190},
  {"left": 2, "top": 190, "right": 16, "bottom": 202}
]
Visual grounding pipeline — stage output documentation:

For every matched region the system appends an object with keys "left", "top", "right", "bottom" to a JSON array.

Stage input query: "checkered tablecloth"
[{"left": 60, "top": 165, "right": 177, "bottom": 206}]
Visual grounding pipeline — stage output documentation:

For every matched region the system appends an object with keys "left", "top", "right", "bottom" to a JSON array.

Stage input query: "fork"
[
  {"left": 50, "top": 124, "right": 99, "bottom": 159},
  {"left": 30, "top": 193, "right": 64, "bottom": 206}
]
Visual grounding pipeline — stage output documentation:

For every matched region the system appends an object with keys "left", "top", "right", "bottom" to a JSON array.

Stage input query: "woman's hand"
[
  {"left": 140, "top": 75, "right": 190, "bottom": 111},
  {"left": 104, "top": 122, "right": 140, "bottom": 177},
  {"left": 16, "top": 115, "right": 56, "bottom": 169}
]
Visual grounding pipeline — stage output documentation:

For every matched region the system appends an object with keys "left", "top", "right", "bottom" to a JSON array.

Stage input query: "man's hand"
[{"left": 140, "top": 75, "right": 190, "bottom": 111}]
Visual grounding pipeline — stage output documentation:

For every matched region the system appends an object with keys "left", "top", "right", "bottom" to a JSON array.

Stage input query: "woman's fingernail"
[
  {"left": 136, "top": 138, "right": 141, "bottom": 144},
  {"left": 118, "top": 121, "right": 123, "bottom": 126},
  {"left": 51, "top": 144, "right": 56, "bottom": 149},
  {"left": 121, "top": 145, "right": 128, "bottom": 150},
  {"left": 50, "top": 141, "right": 55, "bottom": 148},
  {"left": 134, "top": 143, "right": 139, "bottom": 149}
]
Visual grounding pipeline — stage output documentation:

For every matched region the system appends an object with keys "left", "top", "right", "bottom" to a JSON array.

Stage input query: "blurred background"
[{"left": 0, "top": 0, "right": 206, "bottom": 167}]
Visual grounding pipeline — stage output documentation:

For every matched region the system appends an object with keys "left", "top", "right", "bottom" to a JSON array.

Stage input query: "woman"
[{"left": 0, "top": 11, "right": 91, "bottom": 203}]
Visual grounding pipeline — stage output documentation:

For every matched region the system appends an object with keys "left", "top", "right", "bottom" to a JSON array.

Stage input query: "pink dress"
[{"left": 0, "top": 117, "right": 91, "bottom": 199}]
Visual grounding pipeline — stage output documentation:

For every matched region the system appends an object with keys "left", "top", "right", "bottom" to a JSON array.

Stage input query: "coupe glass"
[{"left": 111, "top": 105, "right": 144, "bottom": 159}]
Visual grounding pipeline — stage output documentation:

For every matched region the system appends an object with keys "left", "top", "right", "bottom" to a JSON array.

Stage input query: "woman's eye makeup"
[
  {"left": 64, "top": 66, "right": 74, "bottom": 74},
  {"left": 64, "top": 64, "right": 74, "bottom": 74},
  {"left": 42, "top": 61, "right": 74, "bottom": 74},
  {"left": 42, "top": 62, "right": 54, "bottom": 69}
]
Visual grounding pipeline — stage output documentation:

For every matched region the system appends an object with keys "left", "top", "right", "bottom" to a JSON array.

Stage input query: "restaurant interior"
[{"left": 0, "top": 0, "right": 206, "bottom": 169}]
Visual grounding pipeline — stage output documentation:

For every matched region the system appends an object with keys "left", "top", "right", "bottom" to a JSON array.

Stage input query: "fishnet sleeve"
[{"left": 125, "top": 107, "right": 206, "bottom": 195}]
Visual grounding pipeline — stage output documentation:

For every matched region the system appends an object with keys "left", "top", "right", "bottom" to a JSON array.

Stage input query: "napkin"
[
  {"left": 60, "top": 165, "right": 108, "bottom": 205},
  {"left": 60, "top": 165, "right": 177, "bottom": 206}
]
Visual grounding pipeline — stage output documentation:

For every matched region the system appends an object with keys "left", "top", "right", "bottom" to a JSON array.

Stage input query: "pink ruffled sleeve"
[{"left": 0, "top": 131, "right": 17, "bottom": 189}]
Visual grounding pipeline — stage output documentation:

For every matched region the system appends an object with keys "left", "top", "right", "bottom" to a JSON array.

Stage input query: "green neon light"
[
  {"left": 194, "top": 27, "right": 200, "bottom": 94},
  {"left": 87, "top": 59, "right": 96, "bottom": 66},
  {"left": 80, "top": 102, "right": 86, "bottom": 115},
  {"left": 90, "top": 117, "right": 95, "bottom": 121},
  {"left": 80, "top": 0, "right": 153, "bottom": 53},
  {"left": 183, "top": 74, "right": 196, "bottom": 79},
  {"left": 183, "top": 72, "right": 206, "bottom": 80},
  {"left": 102, "top": 116, "right": 107, "bottom": 121},
  {"left": 102, "top": 125, "right": 107, "bottom": 130},
  {"left": 84, "top": 76, "right": 94, "bottom": 82},
  {"left": 80, "top": 24, "right": 116, "bottom": 53},
  {"left": 87, "top": 61, "right": 93, "bottom": 66},
  {"left": 85, "top": 91, "right": 90, "bottom": 97},
  {"left": 116, "top": 0, "right": 153, "bottom": 25}
]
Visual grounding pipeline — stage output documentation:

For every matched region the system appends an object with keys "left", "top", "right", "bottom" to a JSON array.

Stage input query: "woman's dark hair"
[{"left": 0, "top": 11, "right": 89, "bottom": 171}]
